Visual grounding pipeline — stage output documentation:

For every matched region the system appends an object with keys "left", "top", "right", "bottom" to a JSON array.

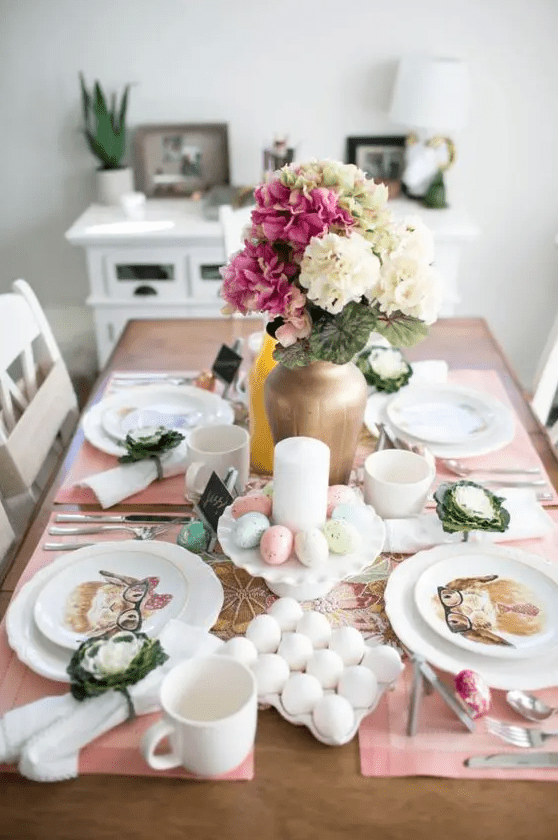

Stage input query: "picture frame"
[
  {"left": 346, "top": 135, "right": 406, "bottom": 198},
  {"left": 134, "top": 123, "right": 230, "bottom": 198}
]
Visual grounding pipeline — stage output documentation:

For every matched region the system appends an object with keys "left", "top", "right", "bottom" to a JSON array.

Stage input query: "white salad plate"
[
  {"left": 413, "top": 552, "right": 558, "bottom": 660},
  {"left": 82, "top": 384, "right": 234, "bottom": 456},
  {"left": 217, "top": 503, "right": 386, "bottom": 601},
  {"left": 371, "top": 384, "right": 515, "bottom": 458},
  {"left": 6, "top": 541, "right": 224, "bottom": 682},
  {"left": 385, "top": 543, "right": 558, "bottom": 690}
]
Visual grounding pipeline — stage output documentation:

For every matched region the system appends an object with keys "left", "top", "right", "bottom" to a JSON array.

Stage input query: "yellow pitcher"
[{"left": 248, "top": 331, "right": 276, "bottom": 474}]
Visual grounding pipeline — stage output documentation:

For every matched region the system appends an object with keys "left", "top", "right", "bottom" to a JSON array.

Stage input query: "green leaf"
[
  {"left": 273, "top": 339, "right": 314, "bottom": 368},
  {"left": 374, "top": 314, "right": 429, "bottom": 348},
  {"left": 308, "top": 302, "right": 378, "bottom": 364},
  {"left": 119, "top": 427, "right": 185, "bottom": 464}
]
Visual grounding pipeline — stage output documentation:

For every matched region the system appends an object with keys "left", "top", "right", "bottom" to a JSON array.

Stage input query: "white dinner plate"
[
  {"left": 6, "top": 541, "right": 224, "bottom": 682},
  {"left": 384, "top": 543, "right": 558, "bottom": 690},
  {"left": 217, "top": 503, "right": 386, "bottom": 601},
  {"left": 413, "top": 552, "right": 558, "bottom": 659},
  {"left": 365, "top": 385, "right": 515, "bottom": 458},
  {"left": 82, "top": 384, "right": 234, "bottom": 456}
]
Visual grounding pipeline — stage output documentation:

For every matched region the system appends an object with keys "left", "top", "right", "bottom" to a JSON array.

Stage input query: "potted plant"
[{"left": 79, "top": 73, "right": 134, "bottom": 205}]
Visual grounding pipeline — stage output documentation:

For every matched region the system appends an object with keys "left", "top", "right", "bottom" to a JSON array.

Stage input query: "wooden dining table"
[{"left": 2, "top": 316, "right": 558, "bottom": 840}]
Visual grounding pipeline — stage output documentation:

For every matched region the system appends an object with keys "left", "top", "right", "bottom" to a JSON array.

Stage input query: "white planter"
[{"left": 96, "top": 167, "right": 134, "bottom": 205}]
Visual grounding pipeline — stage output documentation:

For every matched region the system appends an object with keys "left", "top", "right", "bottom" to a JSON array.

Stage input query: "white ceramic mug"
[
  {"left": 141, "top": 654, "right": 257, "bottom": 776},
  {"left": 184, "top": 423, "right": 250, "bottom": 497},
  {"left": 363, "top": 449, "right": 435, "bottom": 519}
]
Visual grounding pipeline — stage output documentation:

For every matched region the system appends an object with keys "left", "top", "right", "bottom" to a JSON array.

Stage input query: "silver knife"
[
  {"left": 50, "top": 525, "right": 166, "bottom": 535},
  {"left": 55, "top": 514, "right": 193, "bottom": 523},
  {"left": 44, "top": 542, "right": 97, "bottom": 551},
  {"left": 465, "top": 753, "right": 558, "bottom": 769}
]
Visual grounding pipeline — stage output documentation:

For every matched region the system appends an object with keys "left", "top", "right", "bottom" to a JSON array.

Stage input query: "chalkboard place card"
[
  {"left": 194, "top": 470, "right": 234, "bottom": 534},
  {"left": 211, "top": 344, "right": 243, "bottom": 387}
]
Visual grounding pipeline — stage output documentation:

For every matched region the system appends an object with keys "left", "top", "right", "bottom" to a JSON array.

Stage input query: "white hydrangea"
[
  {"left": 394, "top": 216, "right": 435, "bottom": 264},
  {"left": 299, "top": 231, "right": 381, "bottom": 315},
  {"left": 371, "top": 255, "right": 442, "bottom": 325}
]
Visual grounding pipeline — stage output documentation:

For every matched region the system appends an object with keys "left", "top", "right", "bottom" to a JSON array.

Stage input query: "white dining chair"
[
  {"left": 0, "top": 498, "right": 15, "bottom": 576},
  {"left": 531, "top": 311, "right": 558, "bottom": 445},
  {"left": 0, "top": 279, "right": 79, "bottom": 515},
  {"left": 219, "top": 204, "right": 254, "bottom": 259}
]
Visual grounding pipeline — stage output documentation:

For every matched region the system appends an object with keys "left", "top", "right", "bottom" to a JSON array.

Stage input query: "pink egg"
[
  {"left": 260, "top": 525, "right": 294, "bottom": 565},
  {"left": 231, "top": 492, "right": 273, "bottom": 519},
  {"left": 326, "top": 485, "right": 359, "bottom": 517}
]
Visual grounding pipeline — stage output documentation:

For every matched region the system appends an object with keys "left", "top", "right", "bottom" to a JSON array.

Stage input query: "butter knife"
[
  {"left": 465, "top": 753, "right": 558, "bottom": 768},
  {"left": 55, "top": 514, "right": 193, "bottom": 523}
]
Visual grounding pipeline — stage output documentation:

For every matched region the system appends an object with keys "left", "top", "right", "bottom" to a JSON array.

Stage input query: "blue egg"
[{"left": 233, "top": 512, "right": 270, "bottom": 549}]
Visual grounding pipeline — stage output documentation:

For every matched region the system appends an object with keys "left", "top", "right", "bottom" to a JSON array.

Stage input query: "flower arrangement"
[{"left": 221, "top": 160, "right": 442, "bottom": 368}]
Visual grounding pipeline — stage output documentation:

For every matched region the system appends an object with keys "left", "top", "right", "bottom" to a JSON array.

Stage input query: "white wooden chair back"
[
  {"left": 219, "top": 204, "right": 254, "bottom": 259},
  {"left": 0, "top": 498, "right": 15, "bottom": 569},
  {"left": 531, "top": 310, "right": 558, "bottom": 445},
  {"left": 0, "top": 279, "right": 79, "bottom": 498}
]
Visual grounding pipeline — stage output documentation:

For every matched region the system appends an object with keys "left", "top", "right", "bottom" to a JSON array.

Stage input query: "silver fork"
[
  {"left": 43, "top": 524, "right": 171, "bottom": 550},
  {"left": 485, "top": 716, "right": 558, "bottom": 748}
]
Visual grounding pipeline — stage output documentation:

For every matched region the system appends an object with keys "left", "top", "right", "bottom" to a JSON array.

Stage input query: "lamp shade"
[{"left": 389, "top": 56, "right": 470, "bottom": 133}]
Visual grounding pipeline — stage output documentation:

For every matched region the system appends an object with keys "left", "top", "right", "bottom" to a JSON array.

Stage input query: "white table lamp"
[{"left": 389, "top": 56, "right": 470, "bottom": 207}]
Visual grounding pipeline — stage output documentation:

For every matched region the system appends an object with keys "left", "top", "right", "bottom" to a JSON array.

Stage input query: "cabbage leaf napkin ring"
[{"left": 434, "top": 480, "right": 510, "bottom": 541}]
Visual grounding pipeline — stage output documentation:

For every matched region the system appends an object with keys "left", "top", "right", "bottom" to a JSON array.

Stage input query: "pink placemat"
[
  {"left": 358, "top": 510, "right": 558, "bottom": 780},
  {"left": 0, "top": 514, "right": 253, "bottom": 780}
]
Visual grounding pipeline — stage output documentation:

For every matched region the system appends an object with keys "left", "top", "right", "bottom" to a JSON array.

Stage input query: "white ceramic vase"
[{"left": 96, "top": 167, "right": 134, "bottom": 205}]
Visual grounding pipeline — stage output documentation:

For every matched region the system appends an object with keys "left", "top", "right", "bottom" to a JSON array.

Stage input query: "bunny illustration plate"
[{"left": 413, "top": 552, "right": 558, "bottom": 660}]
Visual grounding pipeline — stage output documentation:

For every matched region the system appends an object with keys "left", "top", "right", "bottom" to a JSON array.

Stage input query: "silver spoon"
[
  {"left": 443, "top": 458, "right": 541, "bottom": 477},
  {"left": 506, "top": 689, "right": 558, "bottom": 722}
]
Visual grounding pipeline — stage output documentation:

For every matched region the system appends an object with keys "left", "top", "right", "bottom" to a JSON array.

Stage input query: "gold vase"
[{"left": 264, "top": 360, "right": 367, "bottom": 485}]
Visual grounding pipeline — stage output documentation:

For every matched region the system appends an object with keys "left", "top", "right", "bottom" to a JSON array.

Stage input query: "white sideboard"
[{"left": 65, "top": 197, "right": 479, "bottom": 367}]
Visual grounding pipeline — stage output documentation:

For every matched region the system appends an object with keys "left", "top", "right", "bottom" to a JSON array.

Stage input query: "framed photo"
[
  {"left": 134, "top": 123, "right": 230, "bottom": 198},
  {"left": 346, "top": 136, "right": 406, "bottom": 198}
]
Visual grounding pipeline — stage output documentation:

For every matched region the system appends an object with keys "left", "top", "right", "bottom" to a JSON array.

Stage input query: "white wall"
[{"left": 1, "top": 0, "right": 557, "bottom": 389}]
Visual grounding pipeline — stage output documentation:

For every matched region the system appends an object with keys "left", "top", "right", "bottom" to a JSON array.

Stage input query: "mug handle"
[
  {"left": 185, "top": 462, "right": 212, "bottom": 498},
  {"left": 140, "top": 719, "right": 181, "bottom": 770}
]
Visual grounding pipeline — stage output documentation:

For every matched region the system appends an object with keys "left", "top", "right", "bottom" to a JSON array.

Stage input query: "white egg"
[
  {"left": 219, "top": 636, "right": 258, "bottom": 666},
  {"left": 295, "top": 611, "right": 332, "bottom": 649},
  {"left": 361, "top": 645, "right": 404, "bottom": 683},
  {"left": 312, "top": 694, "right": 355, "bottom": 743},
  {"left": 306, "top": 649, "right": 344, "bottom": 689},
  {"left": 294, "top": 528, "right": 329, "bottom": 567},
  {"left": 277, "top": 632, "right": 313, "bottom": 670},
  {"left": 337, "top": 665, "right": 379, "bottom": 708},
  {"left": 328, "top": 626, "right": 365, "bottom": 666},
  {"left": 245, "top": 614, "right": 282, "bottom": 653},
  {"left": 267, "top": 597, "right": 304, "bottom": 631},
  {"left": 252, "top": 653, "right": 290, "bottom": 696},
  {"left": 281, "top": 672, "right": 324, "bottom": 716}
]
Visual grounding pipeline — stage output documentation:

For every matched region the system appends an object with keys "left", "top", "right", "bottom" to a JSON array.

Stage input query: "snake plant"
[{"left": 79, "top": 73, "right": 130, "bottom": 170}]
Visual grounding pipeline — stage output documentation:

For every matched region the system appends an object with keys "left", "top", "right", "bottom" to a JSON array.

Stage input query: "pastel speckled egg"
[
  {"left": 260, "top": 525, "right": 294, "bottom": 565},
  {"left": 338, "top": 665, "right": 379, "bottom": 708},
  {"left": 331, "top": 503, "right": 378, "bottom": 536},
  {"left": 281, "top": 672, "right": 324, "bottom": 715},
  {"left": 245, "top": 614, "right": 282, "bottom": 653},
  {"left": 252, "top": 653, "right": 290, "bottom": 695},
  {"left": 294, "top": 528, "right": 329, "bottom": 568},
  {"left": 329, "top": 626, "right": 366, "bottom": 666},
  {"left": 312, "top": 694, "right": 355, "bottom": 743},
  {"left": 219, "top": 636, "right": 258, "bottom": 666},
  {"left": 231, "top": 492, "right": 272, "bottom": 519},
  {"left": 454, "top": 669, "right": 492, "bottom": 718},
  {"left": 361, "top": 645, "right": 404, "bottom": 683},
  {"left": 267, "top": 597, "right": 304, "bottom": 631},
  {"left": 326, "top": 485, "right": 360, "bottom": 517},
  {"left": 176, "top": 520, "right": 211, "bottom": 553},
  {"left": 233, "top": 512, "right": 270, "bottom": 548},
  {"left": 277, "top": 632, "right": 314, "bottom": 671},
  {"left": 261, "top": 481, "right": 273, "bottom": 498},
  {"left": 306, "top": 649, "right": 344, "bottom": 689},
  {"left": 322, "top": 519, "right": 361, "bottom": 555},
  {"left": 295, "top": 611, "right": 332, "bottom": 648}
]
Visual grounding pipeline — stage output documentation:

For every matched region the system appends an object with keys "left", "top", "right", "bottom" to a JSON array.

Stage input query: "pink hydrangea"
[
  {"left": 251, "top": 179, "right": 354, "bottom": 253},
  {"left": 220, "top": 240, "right": 302, "bottom": 321}
]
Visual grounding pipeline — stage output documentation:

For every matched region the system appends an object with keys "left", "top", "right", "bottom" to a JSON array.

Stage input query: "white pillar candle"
[{"left": 272, "top": 437, "right": 330, "bottom": 533}]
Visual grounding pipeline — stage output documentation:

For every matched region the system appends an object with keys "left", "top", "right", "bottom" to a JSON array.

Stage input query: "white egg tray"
[{"left": 259, "top": 639, "right": 396, "bottom": 747}]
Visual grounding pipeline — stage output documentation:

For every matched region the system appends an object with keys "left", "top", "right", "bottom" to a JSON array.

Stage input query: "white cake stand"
[{"left": 217, "top": 504, "right": 386, "bottom": 601}]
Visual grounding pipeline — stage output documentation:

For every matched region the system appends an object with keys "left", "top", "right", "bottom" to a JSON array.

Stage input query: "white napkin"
[
  {"left": 78, "top": 440, "right": 188, "bottom": 508},
  {"left": 382, "top": 489, "right": 554, "bottom": 554},
  {"left": 0, "top": 621, "right": 223, "bottom": 782},
  {"left": 365, "top": 359, "right": 449, "bottom": 429}
]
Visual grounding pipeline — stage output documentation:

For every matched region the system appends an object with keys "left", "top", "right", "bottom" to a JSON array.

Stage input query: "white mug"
[
  {"left": 363, "top": 449, "right": 435, "bottom": 519},
  {"left": 141, "top": 655, "right": 257, "bottom": 776},
  {"left": 184, "top": 424, "right": 250, "bottom": 497}
]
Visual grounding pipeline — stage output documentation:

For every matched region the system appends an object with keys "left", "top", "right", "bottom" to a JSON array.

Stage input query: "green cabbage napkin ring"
[
  {"left": 355, "top": 345, "right": 413, "bottom": 393},
  {"left": 434, "top": 480, "right": 510, "bottom": 542}
]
